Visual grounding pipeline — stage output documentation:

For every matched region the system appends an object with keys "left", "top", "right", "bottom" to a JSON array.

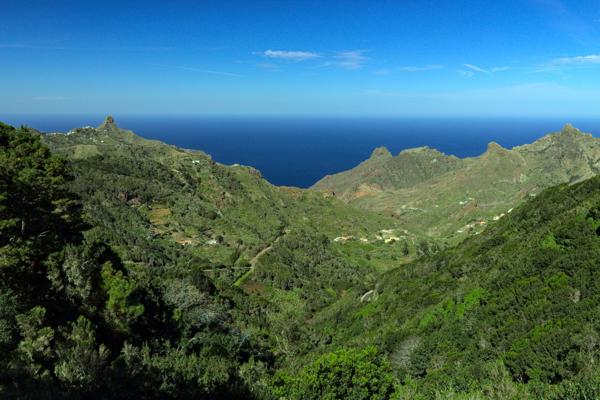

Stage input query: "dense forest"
[{"left": 3, "top": 121, "right": 600, "bottom": 399}]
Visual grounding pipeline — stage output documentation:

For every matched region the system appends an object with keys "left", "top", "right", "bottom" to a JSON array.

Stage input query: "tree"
[
  {"left": 274, "top": 347, "right": 399, "bottom": 400},
  {"left": 54, "top": 316, "right": 109, "bottom": 389},
  {"left": 0, "top": 123, "right": 82, "bottom": 298}
]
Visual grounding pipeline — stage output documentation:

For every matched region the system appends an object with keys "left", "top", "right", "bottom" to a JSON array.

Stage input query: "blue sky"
[{"left": 2, "top": 0, "right": 600, "bottom": 116}]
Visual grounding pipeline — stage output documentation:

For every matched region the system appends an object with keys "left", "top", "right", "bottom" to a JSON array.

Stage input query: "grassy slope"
[
  {"left": 313, "top": 145, "right": 464, "bottom": 200},
  {"left": 313, "top": 125, "right": 600, "bottom": 244}
]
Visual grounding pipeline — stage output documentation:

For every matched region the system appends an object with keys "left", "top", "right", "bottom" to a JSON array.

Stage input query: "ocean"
[{"left": 3, "top": 115, "right": 600, "bottom": 188}]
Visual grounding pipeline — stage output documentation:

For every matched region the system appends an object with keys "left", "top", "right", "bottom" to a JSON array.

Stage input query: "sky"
[{"left": 1, "top": 0, "right": 600, "bottom": 116}]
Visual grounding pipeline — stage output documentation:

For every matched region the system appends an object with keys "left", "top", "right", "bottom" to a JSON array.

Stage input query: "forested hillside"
[
  {"left": 4, "top": 119, "right": 600, "bottom": 399},
  {"left": 297, "top": 173, "right": 600, "bottom": 399},
  {"left": 0, "top": 121, "right": 282, "bottom": 399}
]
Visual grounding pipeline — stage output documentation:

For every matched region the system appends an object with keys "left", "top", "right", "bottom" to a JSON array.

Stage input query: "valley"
[
  {"left": 5, "top": 1, "right": 600, "bottom": 398},
  {"left": 2, "top": 118, "right": 600, "bottom": 399}
]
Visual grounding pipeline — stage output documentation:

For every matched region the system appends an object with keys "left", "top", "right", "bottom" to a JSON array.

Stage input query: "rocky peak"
[
  {"left": 480, "top": 141, "right": 513, "bottom": 160},
  {"left": 98, "top": 115, "right": 119, "bottom": 132},
  {"left": 486, "top": 141, "right": 505, "bottom": 152},
  {"left": 549, "top": 124, "right": 591, "bottom": 148},
  {"left": 370, "top": 146, "right": 392, "bottom": 159},
  {"left": 561, "top": 123, "right": 583, "bottom": 136}
]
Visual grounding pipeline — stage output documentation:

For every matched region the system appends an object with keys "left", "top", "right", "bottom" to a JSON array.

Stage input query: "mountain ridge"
[
  {"left": 41, "top": 117, "right": 427, "bottom": 284},
  {"left": 5, "top": 118, "right": 600, "bottom": 398},
  {"left": 312, "top": 124, "right": 600, "bottom": 241}
]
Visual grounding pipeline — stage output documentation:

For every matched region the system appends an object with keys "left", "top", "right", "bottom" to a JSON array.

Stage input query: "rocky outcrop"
[{"left": 98, "top": 115, "right": 119, "bottom": 132}]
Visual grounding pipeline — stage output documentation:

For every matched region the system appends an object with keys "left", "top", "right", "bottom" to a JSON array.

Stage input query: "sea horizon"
[{"left": 3, "top": 114, "right": 600, "bottom": 188}]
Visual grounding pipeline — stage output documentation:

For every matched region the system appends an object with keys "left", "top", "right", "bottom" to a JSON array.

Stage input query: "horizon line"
[{"left": 3, "top": 112, "right": 600, "bottom": 119}]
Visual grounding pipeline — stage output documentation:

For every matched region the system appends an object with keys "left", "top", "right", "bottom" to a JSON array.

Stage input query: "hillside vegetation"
[
  {"left": 43, "top": 118, "right": 421, "bottom": 284},
  {"left": 296, "top": 173, "right": 600, "bottom": 398},
  {"left": 313, "top": 124, "right": 600, "bottom": 243},
  {"left": 3, "top": 118, "right": 600, "bottom": 399}
]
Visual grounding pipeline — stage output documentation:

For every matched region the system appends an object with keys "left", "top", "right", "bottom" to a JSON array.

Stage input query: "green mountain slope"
[
  {"left": 297, "top": 174, "right": 600, "bottom": 398},
  {"left": 43, "top": 117, "right": 415, "bottom": 285},
  {"left": 314, "top": 145, "right": 463, "bottom": 200},
  {"left": 0, "top": 122, "right": 273, "bottom": 399},
  {"left": 6, "top": 118, "right": 600, "bottom": 399},
  {"left": 312, "top": 125, "right": 600, "bottom": 242}
]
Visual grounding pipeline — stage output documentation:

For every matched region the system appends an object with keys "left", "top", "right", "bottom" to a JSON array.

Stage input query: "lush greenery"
[
  {"left": 43, "top": 119, "right": 412, "bottom": 284},
  {"left": 313, "top": 124, "right": 600, "bottom": 244},
  {"left": 0, "top": 123, "right": 266, "bottom": 398},
  {"left": 273, "top": 347, "right": 399, "bottom": 399},
  {"left": 304, "top": 171, "right": 600, "bottom": 398},
  {"left": 4, "top": 119, "right": 600, "bottom": 399}
]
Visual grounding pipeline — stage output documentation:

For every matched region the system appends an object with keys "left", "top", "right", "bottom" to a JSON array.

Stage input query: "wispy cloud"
[
  {"left": 261, "top": 50, "right": 320, "bottom": 61},
  {"left": 461, "top": 64, "right": 510, "bottom": 76},
  {"left": 532, "top": 54, "right": 600, "bottom": 73},
  {"left": 549, "top": 54, "right": 600, "bottom": 65},
  {"left": 463, "top": 64, "right": 491, "bottom": 74},
  {"left": 255, "top": 49, "right": 367, "bottom": 70},
  {"left": 148, "top": 63, "right": 242, "bottom": 77},
  {"left": 333, "top": 50, "right": 368, "bottom": 69}
]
